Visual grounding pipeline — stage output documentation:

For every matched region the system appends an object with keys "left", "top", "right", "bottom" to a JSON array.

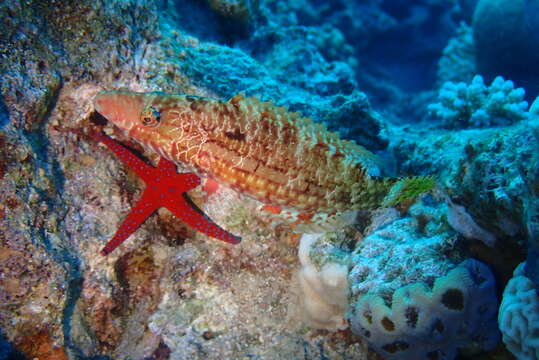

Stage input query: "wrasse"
[{"left": 93, "top": 91, "right": 434, "bottom": 251}]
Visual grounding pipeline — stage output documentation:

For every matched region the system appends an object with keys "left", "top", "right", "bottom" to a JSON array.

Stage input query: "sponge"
[{"left": 296, "top": 233, "right": 349, "bottom": 330}]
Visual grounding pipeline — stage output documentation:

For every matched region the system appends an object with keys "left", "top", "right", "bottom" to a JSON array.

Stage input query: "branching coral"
[{"left": 429, "top": 75, "right": 529, "bottom": 128}]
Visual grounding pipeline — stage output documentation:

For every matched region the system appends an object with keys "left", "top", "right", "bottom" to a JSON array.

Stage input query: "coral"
[
  {"left": 437, "top": 22, "right": 476, "bottom": 85},
  {"left": 296, "top": 233, "right": 350, "bottom": 330},
  {"left": 2, "top": 0, "right": 526, "bottom": 359},
  {"left": 394, "top": 117, "right": 539, "bottom": 240},
  {"left": 428, "top": 75, "right": 529, "bottom": 129},
  {"left": 473, "top": 0, "right": 539, "bottom": 100},
  {"left": 0, "top": 208, "right": 67, "bottom": 358},
  {"left": 498, "top": 262, "right": 539, "bottom": 360},
  {"left": 165, "top": 25, "right": 388, "bottom": 151},
  {"left": 0, "top": 0, "right": 160, "bottom": 127},
  {"left": 347, "top": 198, "right": 499, "bottom": 359},
  {"left": 350, "top": 259, "right": 499, "bottom": 360},
  {"left": 348, "top": 198, "right": 461, "bottom": 302}
]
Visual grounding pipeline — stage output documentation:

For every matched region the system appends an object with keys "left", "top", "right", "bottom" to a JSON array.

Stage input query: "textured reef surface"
[{"left": 0, "top": 0, "right": 538, "bottom": 359}]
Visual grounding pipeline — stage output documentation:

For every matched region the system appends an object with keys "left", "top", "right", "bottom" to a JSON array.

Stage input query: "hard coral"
[
  {"left": 429, "top": 75, "right": 529, "bottom": 129},
  {"left": 499, "top": 262, "right": 539, "bottom": 360},
  {"left": 347, "top": 198, "right": 499, "bottom": 359},
  {"left": 394, "top": 118, "right": 539, "bottom": 240},
  {"left": 350, "top": 259, "right": 499, "bottom": 360}
]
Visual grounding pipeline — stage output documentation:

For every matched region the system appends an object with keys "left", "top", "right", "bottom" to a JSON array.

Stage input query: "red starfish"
[{"left": 90, "top": 131, "right": 241, "bottom": 256}]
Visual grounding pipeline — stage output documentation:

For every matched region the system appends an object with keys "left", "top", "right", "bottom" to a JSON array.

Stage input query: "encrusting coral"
[{"left": 350, "top": 259, "right": 499, "bottom": 360}]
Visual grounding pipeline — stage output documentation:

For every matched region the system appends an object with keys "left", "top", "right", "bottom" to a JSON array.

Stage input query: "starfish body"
[{"left": 91, "top": 131, "right": 240, "bottom": 255}]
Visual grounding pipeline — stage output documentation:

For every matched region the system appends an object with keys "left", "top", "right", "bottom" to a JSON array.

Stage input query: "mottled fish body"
[{"left": 94, "top": 91, "right": 433, "bottom": 215}]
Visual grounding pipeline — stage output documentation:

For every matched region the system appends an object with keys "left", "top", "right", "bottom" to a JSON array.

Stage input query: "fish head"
[
  {"left": 94, "top": 90, "right": 148, "bottom": 132},
  {"left": 94, "top": 90, "right": 190, "bottom": 154}
]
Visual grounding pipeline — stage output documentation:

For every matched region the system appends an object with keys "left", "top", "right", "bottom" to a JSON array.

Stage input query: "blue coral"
[{"left": 429, "top": 75, "right": 529, "bottom": 128}]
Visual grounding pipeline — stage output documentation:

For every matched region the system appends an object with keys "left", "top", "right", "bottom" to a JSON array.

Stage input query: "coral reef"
[
  {"left": 0, "top": 0, "right": 535, "bottom": 359},
  {"left": 394, "top": 117, "right": 539, "bottom": 242},
  {"left": 163, "top": 26, "right": 388, "bottom": 150},
  {"left": 428, "top": 75, "right": 529, "bottom": 129},
  {"left": 347, "top": 199, "right": 499, "bottom": 359},
  {"left": 499, "top": 262, "right": 539, "bottom": 360},
  {"left": 348, "top": 199, "right": 462, "bottom": 304}
]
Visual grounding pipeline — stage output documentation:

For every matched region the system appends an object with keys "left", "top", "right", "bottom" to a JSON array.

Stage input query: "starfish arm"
[
  {"left": 101, "top": 191, "right": 159, "bottom": 255},
  {"left": 91, "top": 131, "right": 154, "bottom": 180},
  {"left": 157, "top": 157, "right": 179, "bottom": 173},
  {"left": 164, "top": 194, "right": 241, "bottom": 245},
  {"left": 165, "top": 172, "right": 201, "bottom": 193}
]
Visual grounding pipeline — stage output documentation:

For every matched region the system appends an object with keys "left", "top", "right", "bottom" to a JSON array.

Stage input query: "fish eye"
[{"left": 140, "top": 106, "right": 161, "bottom": 127}]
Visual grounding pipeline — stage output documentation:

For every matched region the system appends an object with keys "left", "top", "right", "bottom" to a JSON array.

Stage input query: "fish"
[{"left": 93, "top": 90, "right": 434, "bottom": 231}]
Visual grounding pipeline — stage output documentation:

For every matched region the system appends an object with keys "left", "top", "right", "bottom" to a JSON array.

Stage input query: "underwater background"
[{"left": 0, "top": 0, "right": 538, "bottom": 359}]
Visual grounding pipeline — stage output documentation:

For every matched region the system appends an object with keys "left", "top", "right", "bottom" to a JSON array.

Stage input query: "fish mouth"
[
  {"left": 93, "top": 91, "right": 122, "bottom": 123},
  {"left": 93, "top": 91, "right": 110, "bottom": 115},
  {"left": 93, "top": 90, "right": 145, "bottom": 132}
]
